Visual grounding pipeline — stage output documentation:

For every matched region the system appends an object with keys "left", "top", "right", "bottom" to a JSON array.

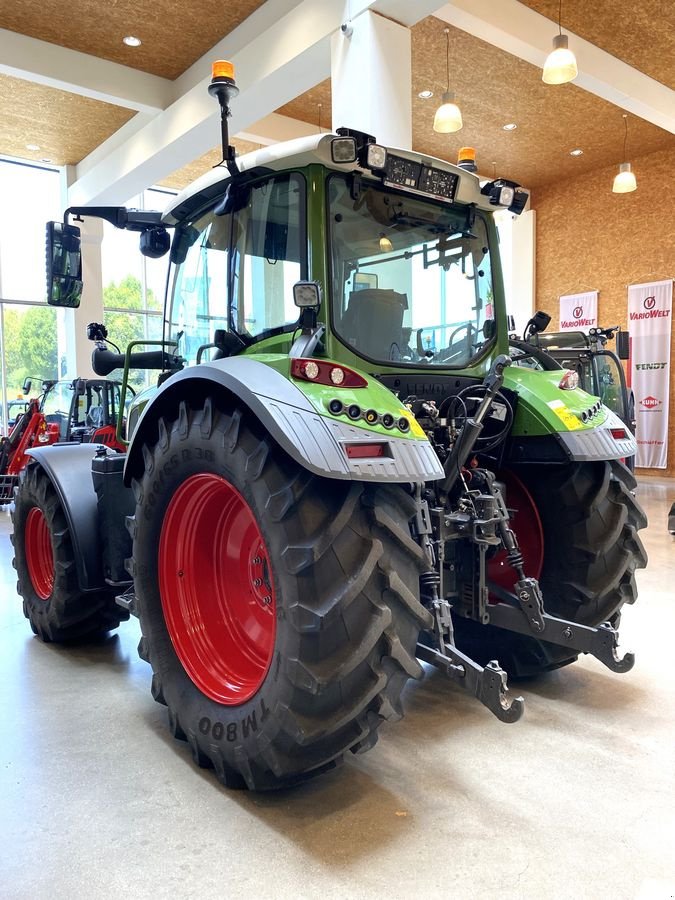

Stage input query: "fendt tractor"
[{"left": 12, "top": 62, "right": 647, "bottom": 791}]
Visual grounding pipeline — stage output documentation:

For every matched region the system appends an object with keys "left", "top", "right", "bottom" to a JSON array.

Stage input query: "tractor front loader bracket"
[{"left": 416, "top": 640, "right": 524, "bottom": 723}]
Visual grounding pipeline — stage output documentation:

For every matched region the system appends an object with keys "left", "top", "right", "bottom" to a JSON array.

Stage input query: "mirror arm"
[{"left": 64, "top": 207, "right": 165, "bottom": 233}]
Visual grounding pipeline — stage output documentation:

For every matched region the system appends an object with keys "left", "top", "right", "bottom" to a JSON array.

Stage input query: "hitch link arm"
[
  {"left": 416, "top": 641, "right": 524, "bottom": 723},
  {"left": 487, "top": 589, "right": 634, "bottom": 673}
]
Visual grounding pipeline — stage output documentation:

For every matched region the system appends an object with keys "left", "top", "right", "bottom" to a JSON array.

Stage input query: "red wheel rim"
[
  {"left": 25, "top": 507, "right": 54, "bottom": 600},
  {"left": 158, "top": 473, "right": 276, "bottom": 705},
  {"left": 487, "top": 470, "right": 544, "bottom": 599}
]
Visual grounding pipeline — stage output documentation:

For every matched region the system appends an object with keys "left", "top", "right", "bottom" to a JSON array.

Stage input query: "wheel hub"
[
  {"left": 25, "top": 507, "right": 54, "bottom": 601},
  {"left": 158, "top": 473, "right": 276, "bottom": 705}
]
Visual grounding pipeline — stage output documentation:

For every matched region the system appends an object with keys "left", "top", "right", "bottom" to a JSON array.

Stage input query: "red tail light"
[
  {"left": 610, "top": 427, "right": 628, "bottom": 440},
  {"left": 290, "top": 358, "right": 367, "bottom": 388},
  {"left": 344, "top": 443, "right": 390, "bottom": 459},
  {"left": 558, "top": 370, "right": 579, "bottom": 390}
]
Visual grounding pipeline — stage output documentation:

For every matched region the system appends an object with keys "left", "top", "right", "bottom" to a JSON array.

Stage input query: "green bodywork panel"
[
  {"left": 127, "top": 353, "right": 429, "bottom": 443},
  {"left": 504, "top": 366, "right": 608, "bottom": 436},
  {"left": 242, "top": 353, "right": 427, "bottom": 440}
]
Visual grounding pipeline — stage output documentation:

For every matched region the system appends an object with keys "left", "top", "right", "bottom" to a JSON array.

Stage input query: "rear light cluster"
[
  {"left": 579, "top": 400, "right": 602, "bottom": 423},
  {"left": 327, "top": 399, "right": 410, "bottom": 433},
  {"left": 558, "top": 370, "right": 579, "bottom": 390},
  {"left": 290, "top": 358, "right": 367, "bottom": 388}
]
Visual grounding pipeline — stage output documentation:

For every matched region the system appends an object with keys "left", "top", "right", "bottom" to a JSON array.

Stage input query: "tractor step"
[
  {"left": 115, "top": 587, "right": 138, "bottom": 617},
  {"left": 417, "top": 640, "right": 524, "bottom": 723}
]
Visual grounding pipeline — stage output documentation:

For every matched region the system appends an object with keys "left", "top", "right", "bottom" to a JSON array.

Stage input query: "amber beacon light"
[{"left": 208, "top": 60, "right": 240, "bottom": 175}]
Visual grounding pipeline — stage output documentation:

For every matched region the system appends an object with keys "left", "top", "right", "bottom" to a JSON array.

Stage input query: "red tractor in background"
[{"left": 0, "top": 376, "right": 126, "bottom": 504}]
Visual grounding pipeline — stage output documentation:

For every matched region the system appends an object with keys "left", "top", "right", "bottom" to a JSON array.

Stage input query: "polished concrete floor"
[{"left": 1, "top": 477, "right": 674, "bottom": 900}]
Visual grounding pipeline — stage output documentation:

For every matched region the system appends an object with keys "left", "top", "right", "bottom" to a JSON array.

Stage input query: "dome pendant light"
[
  {"left": 433, "top": 28, "right": 463, "bottom": 134},
  {"left": 542, "top": 0, "right": 578, "bottom": 84},
  {"left": 612, "top": 115, "right": 637, "bottom": 193}
]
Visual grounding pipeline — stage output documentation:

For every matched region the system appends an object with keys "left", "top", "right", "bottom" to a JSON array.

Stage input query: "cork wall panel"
[
  {"left": 0, "top": 0, "right": 267, "bottom": 79},
  {"left": 520, "top": 1, "right": 675, "bottom": 91},
  {"left": 0, "top": 74, "right": 135, "bottom": 167},
  {"left": 532, "top": 145, "right": 675, "bottom": 475}
]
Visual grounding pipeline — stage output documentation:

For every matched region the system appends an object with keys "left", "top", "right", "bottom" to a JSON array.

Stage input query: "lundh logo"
[
  {"left": 640, "top": 395, "right": 661, "bottom": 410},
  {"left": 643, "top": 296, "right": 656, "bottom": 310},
  {"left": 573, "top": 306, "right": 583, "bottom": 318}
]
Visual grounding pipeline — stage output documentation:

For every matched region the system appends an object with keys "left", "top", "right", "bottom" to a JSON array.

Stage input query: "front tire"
[
  {"left": 12, "top": 463, "right": 129, "bottom": 641},
  {"left": 130, "top": 399, "right": 432, "bottom": 790},
  {"left": 454, "top": 459, "right": 648, "bottom": 676}
]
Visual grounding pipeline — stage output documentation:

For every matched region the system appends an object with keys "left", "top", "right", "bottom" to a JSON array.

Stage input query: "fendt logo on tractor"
[{"left": 10, "top": 60, "right": 648, "bottom": 791}]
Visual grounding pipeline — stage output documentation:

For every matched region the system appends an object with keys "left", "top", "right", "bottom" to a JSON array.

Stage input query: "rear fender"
[
  {"left": 25, "top": 444, "right": 110, "bottom": 592},
  {"left": 123, "top": 356, "right": 444, "bottom": 486}
]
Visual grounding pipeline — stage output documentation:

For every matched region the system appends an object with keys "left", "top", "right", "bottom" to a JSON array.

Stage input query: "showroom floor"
[{"left": 1, "top": 477, "right": 674, "bottom": 900}]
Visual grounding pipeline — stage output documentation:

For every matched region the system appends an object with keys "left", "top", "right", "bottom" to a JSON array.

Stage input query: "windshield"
[{"left": 328, "top": 174, "right": 495, "bottom": 367}]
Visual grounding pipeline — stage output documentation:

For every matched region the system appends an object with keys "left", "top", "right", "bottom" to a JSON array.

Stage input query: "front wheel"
[
  {"left": 454, "top": 459, "right": 648, "bottom": 677},
  {"left": 12, "top": 464, "right": 128, "bottom": 641},
  {"left": 130, "top": 399, "right": 432, "bottom": 790}
]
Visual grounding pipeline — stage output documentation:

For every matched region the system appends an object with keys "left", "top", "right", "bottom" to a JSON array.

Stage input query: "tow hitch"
[{"left": 416, "top": 639, "right": 525, "bottom": 723}]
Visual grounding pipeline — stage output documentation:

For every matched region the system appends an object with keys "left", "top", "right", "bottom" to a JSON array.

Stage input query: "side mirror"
[
  {"left": 22, "top": 378, "right": 32, "bottom": 395},
  {"left": 45, "top": 221, "right": 83, "bottom": 308}
]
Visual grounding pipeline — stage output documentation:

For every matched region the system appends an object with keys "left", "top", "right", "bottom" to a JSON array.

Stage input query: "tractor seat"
[{"left": 341, "top": 289, "right": 408, "bottom": 360}]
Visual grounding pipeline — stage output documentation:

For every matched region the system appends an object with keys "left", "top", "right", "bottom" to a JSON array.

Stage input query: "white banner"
[
  {"left": 559, "top": 291, "right": 598, "bottom": 331},
  {"left": 628, "top": 279, "right": 672, "bottom": 468}
]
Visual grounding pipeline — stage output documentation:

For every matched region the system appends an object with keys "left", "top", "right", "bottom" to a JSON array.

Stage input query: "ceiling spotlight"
[
  {"left": 612, "top": 115, "right": 637, "bottom": 193},
  {"left": 418, "top": 90, "right": 434, "bottom": 100},
  {"left": 570, "top": 148, "right": 583, "bottom": 156},
  {"left": 123, "top": 35, "right": 142, "bottom": 47},
  {"left": 542, "top": 1, "right": 578, "bottom": 84},
  {"left": 502, "top": 123, "right": 517, "bottom": 131},
  {"left": 25, "top": 143, "right": 40, "bottom": 151},
  {"left": 433, "top": 28, "right": 463, "bottom": 134}
]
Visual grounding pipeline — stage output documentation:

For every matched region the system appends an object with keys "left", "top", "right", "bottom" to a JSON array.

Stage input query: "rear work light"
[
  {"left": 558, "top": 370, "right": 579, "bottom": 390},
  {"left": 290, "top": 358, "right": 367, "bottom": 388}
]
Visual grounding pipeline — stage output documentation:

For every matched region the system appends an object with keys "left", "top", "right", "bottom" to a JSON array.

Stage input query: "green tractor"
[{"left": 12, "top": 63, "right": 647, "bottom": 790}]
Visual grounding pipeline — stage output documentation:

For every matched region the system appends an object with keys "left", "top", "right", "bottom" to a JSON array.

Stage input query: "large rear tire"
[
  {"left": 454, "top": 459, "right": 648, "bottom": 677},
  {"left": 11, "top": 463, "right": 129, "bottom": 641},
  {"left": 129, "top": 398, "right": 432, "bottom": 791}
]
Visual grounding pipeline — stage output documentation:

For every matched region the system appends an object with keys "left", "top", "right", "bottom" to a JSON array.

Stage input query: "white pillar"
[
  {"left": 63, "top": 217, "right": 105, "bottom": 379},
  {"left": 330, "top": 10, "right": 412, "bottom": 150},
  {"left": 60, "top": 165, "right": 105, "bottom": 379},
  {"left": 510, "top": 209, "right": 536, "bottom": 335}
]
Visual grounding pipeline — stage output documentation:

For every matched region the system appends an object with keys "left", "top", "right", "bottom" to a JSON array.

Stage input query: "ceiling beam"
[
  {"left": 438, "top": 0, "right": 675, "bottom": 135},
  {"left": 0, "top": 27, "right": 172, "bottom": 114},
  {"left": 68, "top": 0, "right": 445, "bottom": 205}
]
